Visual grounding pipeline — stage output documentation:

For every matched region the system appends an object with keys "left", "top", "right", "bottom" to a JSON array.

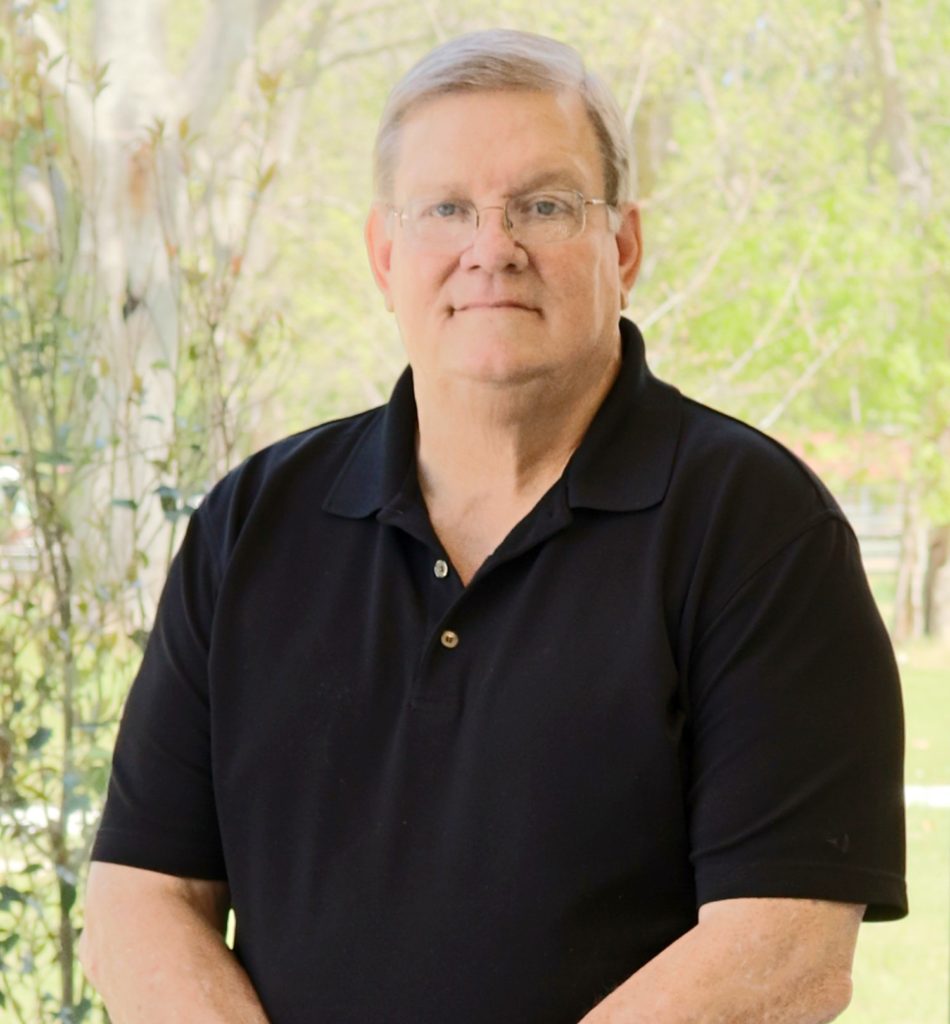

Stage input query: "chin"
[
  {"left": 451, "top": 317, "right": 538, "bottom": 365},
  {"left": 451, "top": 348, "right": 553, "bottom": 387}
]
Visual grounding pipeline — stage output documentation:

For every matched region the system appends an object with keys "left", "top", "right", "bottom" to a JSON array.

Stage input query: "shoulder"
[
  {"left": 674, "top": 395, "right": 841, "bottom": 521},
  {"left": 190, "top": 404, "right": 385, "bottom": 569},
  {"left": 663, "top": 393, "right": 849, "bottom": 563},
  {"left": 656, "top": 392, "right": 855, "bottom": 636}
]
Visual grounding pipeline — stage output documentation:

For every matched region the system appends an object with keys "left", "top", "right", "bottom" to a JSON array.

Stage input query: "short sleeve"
[
  {"left": 91, "top": 508, "right": 227, "bottom": 879},
  {"left": 687, "top": 513, "right": 907, "bottom": 921}
]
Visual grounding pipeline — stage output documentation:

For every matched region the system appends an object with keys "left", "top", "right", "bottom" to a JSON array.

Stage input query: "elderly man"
[{"left": 81, "top": 29, "right": 906, "bottom": 1024}]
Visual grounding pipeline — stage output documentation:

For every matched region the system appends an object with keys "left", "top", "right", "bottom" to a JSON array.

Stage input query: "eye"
[
  {"left": 517, "top": 192, "right": 573, "bottom": 219},
  {"left": 532, "top": 199, "right": 560, "bottom": 216},
  {"left": 421, "top": 200, "right": 469, "bottom": 220}
]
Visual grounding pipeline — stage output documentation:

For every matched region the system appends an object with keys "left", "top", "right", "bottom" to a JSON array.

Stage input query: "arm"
[
  {"left": 578, "top": 896, "right": 863, "bottom": 1024},
  {"left": 80, "top": 861, "right": 270, "bottom": 1024}
]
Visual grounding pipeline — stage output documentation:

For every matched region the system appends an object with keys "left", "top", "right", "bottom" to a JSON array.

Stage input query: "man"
[{"left": 80, "top": 29, "right": 906, "bottom": 1024}]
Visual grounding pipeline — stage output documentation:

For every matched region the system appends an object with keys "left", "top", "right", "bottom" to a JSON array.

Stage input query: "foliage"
[
  {"left": 1, "top": 8, "right": 118, "bottom": 1017},
  {"left": 0, "top": 1, "right": 292, "bottom": 1018}
]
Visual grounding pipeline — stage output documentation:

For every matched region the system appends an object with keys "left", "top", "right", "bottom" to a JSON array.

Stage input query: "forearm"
[
  {"left": 577, "top": 898, "right": 862, "bottom": 1024},
  {"left": 80, "top": 867, "right": 269, "bottom": 1024}
]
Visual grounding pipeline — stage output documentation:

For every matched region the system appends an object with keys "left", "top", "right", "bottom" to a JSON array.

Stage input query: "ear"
[
  {"left": 364, "top": 203, "right": 395, "bottom": 312},
  {"left": 614, "top": 202, "right": 643, "bottom": 305}
]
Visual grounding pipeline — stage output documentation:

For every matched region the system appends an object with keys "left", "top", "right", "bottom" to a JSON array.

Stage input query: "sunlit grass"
[
  {"left": 844, "top": 638, "right": 950, "bottom": 1023},
  {"left": 846, "top": 807, "right": 949, "bottom": 1023}
]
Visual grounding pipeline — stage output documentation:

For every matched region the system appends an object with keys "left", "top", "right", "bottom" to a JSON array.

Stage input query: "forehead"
[{"left": 391, "top": 89, "right": 604, "bottom": 199}]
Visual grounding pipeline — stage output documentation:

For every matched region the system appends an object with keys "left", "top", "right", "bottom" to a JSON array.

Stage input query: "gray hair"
[{"left": 372, "top": 29, "right": 633, "bottom": 206}]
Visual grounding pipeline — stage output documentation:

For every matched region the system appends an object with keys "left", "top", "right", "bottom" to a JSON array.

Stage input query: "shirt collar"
[
  {"left": 565, "top": 317, "right": 682, "bottom": 512},
  {"left": 323, "top": 317, "right": 682, "bottom": 519}
]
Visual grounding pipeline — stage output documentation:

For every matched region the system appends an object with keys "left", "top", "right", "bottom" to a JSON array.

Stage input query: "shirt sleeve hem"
[
  {"left": 91, "top": 826, "right": 228, "bottom": 881},
  {"left": 695, "top": 860, "right": 908, "bottom": 922}
]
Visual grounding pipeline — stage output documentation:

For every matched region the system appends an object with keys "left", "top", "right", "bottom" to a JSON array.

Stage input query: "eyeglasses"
[{"left": 388, "top": 189, "right": 616, "bottom": 249}]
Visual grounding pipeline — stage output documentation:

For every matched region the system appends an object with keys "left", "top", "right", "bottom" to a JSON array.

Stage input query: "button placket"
[{"left": 409, "top": 551, "right": 472, "bottom": 710}]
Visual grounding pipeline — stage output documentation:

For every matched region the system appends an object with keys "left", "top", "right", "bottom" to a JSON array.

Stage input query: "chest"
[
  {"left": 208, "top": 505, "right": 696, "bottom": 1016},
  {"left": 210, "top": 504, "right": 688, "bottom": 812}
]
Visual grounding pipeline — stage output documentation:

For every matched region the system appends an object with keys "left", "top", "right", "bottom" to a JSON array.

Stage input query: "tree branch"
[
  {"left": 93, "top": 0, "right": 176, "bottom": 128},
  {"left": 178, "top": 0, "right": 277, "bottom": 133},
  {"left": 860, "top": 0, "right": 930, "bottom": 208},
  {"left": 638, "top": 169, "right": 768, "bottom": 332},
  {"left": 330, "top": 0, "right": 412, "bottom": 30},
  {"left": 26, "top": 12, "right": 96, "bottom": 179},
  {"left": 758, "top": 292, "right": 846, "bottom": 431},
  {"left": 699, "top": 237, "right": 816, "bottom": 402},
  {"left": 269, "top": 0, "right": 338, "bottom": 85},
  {"left": 317, "top": 35, "right": 432, "bottom": 73},
  {"left": 417, "top": 0, "right": 448, "bottom": 43}
]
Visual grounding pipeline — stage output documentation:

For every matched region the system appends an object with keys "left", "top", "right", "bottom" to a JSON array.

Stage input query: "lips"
[{"left": 454, "top": 301, "right": 538, "bottom": 312}]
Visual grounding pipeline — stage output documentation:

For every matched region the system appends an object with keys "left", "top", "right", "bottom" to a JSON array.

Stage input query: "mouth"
[{"left": 452, "top": 301, "right": 539, "bottom": 314}]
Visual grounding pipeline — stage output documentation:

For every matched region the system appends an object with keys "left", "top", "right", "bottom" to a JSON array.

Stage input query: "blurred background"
[{"left": 1, "top": 0, "right": 947, "bottom": 1020}]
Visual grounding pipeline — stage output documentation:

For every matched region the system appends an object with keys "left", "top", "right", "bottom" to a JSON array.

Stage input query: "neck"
[{"left": 413, "top": 349, "right": 621, "bottom": 507}]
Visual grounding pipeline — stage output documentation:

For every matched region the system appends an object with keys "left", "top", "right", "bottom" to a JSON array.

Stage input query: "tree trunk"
[
  {"left": 861, "top": 0, "right": 930, "bottom": 210},
  {"left": 923, "top": 523, "right": 950, "bottom": 640},
  {"left": 893, "top": 482, "right": 928, "bottom": 643},
  {"left": 33, "top": 0, "right": 278, "bottom": 620}
]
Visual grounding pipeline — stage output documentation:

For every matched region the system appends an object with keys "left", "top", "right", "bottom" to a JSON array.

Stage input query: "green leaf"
[
  {"left": 0, "top": 885, "right": 24, "bottom": 909},
  {"left": 259, "top": 162, "right": 278, "bottom": 192},
  {"left": 130, "top": 628, "right": 151, "bottom": 652},
  {"left": 61, "top": 880, "right": 76, "bottom": 915},
  {"left": 26, "top": 727, "right": 52, "bottom": 752},
  {"left": 257, "top": 70, "right": 280, "bottom": 104},
  {"left": 91, "top": 60, "right": 111, "bottom": 98},
  {"left": 111, "top": 498, "right": 138, "bottom": 511}
]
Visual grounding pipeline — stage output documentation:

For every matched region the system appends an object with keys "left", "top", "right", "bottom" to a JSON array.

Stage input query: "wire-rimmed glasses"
[{"left": 388, "top": 189, "right": 616, "bottom": 249}]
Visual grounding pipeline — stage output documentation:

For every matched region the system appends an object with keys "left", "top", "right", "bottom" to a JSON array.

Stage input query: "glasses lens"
[
  {"left": 406, "top": 199, "right": 475, "bottom": 246},
  {"left": 508, "top": 190, "right": 584, "bottom": 243}
]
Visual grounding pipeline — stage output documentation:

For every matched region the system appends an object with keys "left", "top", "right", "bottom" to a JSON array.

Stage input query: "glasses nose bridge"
[{"left": 472, "top": 201, "right": 515, "bottom": 239}]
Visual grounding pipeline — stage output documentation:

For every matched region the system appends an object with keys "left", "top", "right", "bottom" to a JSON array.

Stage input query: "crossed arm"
[
  {"left": 80, "top": 862, "right": 269, "bottom": 1024},
  {"left": 81, "top": 861, "right": 863, "bottom": 1024},
  {"left": 578, "top": 896, "right": 863, "bottom": 1024}
]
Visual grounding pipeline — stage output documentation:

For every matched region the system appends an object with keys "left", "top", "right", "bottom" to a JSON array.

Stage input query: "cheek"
[
  {"left": 548, "top": 246, "right": 615, "bottom": 315},
  {"left": 391, "top": 254, "right": 453, "bottom": 315},
  {"left": 587, "top": 244, "right": 621, "bottom": 305}
]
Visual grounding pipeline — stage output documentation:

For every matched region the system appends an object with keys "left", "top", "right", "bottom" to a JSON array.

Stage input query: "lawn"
[{"left": 842, "top": 640, "right": 950, "bottom": 1023}]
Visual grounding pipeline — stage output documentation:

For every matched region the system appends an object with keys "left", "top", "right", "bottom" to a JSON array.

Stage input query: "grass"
[
  {"left": 842, "top": 639, "right": 950, "bottom": 1023},
  {"left": 899, "top": 640, "right": 950, "bottom": 787},
  {"left": 845, "top": 807, "right": 949, "bottom": 1023}
]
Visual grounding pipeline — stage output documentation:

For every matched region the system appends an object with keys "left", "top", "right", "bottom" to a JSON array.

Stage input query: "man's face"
[{"left": 366, "top": 89, "right": 642, "bottom": 390}]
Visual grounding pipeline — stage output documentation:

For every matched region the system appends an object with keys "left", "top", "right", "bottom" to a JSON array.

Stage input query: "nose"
[{"left": 459, "top": 205, "right": 528, "bottom": 272}]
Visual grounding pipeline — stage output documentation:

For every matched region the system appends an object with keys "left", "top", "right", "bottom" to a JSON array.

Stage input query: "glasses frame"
[{"left": 387, "top": 188, "right": 618, "bottom": 249}]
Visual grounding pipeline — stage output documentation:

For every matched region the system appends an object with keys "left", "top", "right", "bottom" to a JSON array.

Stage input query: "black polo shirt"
[{"left": 92, "top": 317, "right": 906, "bottom": 1024}]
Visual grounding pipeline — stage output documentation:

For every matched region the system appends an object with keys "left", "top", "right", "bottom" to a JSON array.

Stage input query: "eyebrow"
[
  {"left": 515, "top": 169, "right": 587, "bottom": 194},
  {"left": 411, "top": 168, "right": 587, "bottom": 199}
]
